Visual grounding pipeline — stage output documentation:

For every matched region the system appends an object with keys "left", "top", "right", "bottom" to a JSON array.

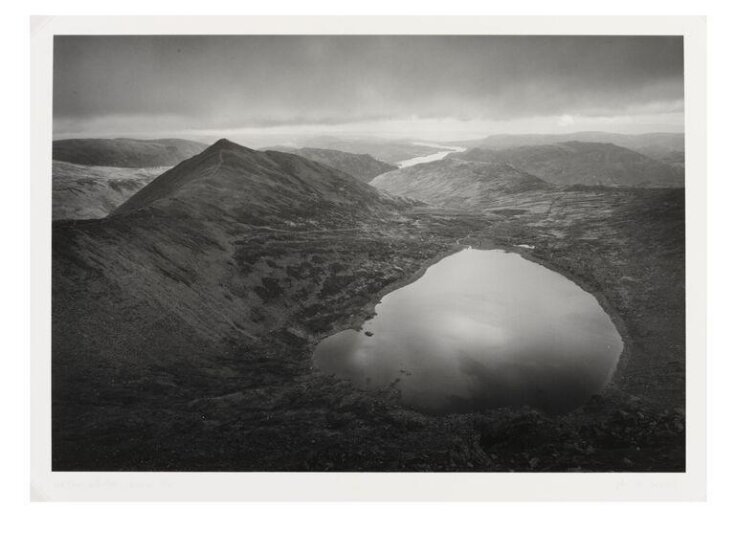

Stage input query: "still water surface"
[
  {"left": 313, "top": 248, "right": 623, "bottom": 414},
  {"left": 397, "top": 144, "right": 466, "bottom": 168}
]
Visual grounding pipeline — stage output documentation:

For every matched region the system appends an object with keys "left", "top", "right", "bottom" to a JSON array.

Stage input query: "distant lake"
[
  {"left": 313, "top": 248, "right": 623, "bottom": 414},
  {"left": 397, "top": 144, "right": 466, "bottom": 168}
]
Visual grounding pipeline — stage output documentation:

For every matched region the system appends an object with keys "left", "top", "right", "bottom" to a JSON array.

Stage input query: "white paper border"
[{"left": 30, "top": 15, "right": 707, "bottom": 501}]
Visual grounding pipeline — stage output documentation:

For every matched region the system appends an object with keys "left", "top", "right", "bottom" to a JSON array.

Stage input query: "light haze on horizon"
[{"left": 53, "top": 35, "right": 684, "bottom": 144}]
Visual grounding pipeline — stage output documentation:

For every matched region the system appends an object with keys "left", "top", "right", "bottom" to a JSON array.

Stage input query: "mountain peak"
[
  {"left": 113, "top": 136, "right": 400, "bottom": 223},
  {"left": 208, "top": 138, "right": 253, "bottom": 153}
]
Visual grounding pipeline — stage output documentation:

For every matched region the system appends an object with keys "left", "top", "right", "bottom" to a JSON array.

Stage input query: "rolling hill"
[
  {"left": 53, "top": 138, "right": 208, "bottom": 168},
  {"left": 453, "top": 142, "right": 684, "bottom": 188},
  {"left": 464, "top": 132, "right": 684, "bottom": 161},
  {"left": 262, "top": 137, "right": 444, "bottom": 165},
  {"left": 266, "top": 146, "right": 396, "bottom": 183},
  {"left": 369, "top": 157, "right": 551, "bottom": 208},
  {"left": 52, "top": 161, "right": 168, "bottom": 220}
]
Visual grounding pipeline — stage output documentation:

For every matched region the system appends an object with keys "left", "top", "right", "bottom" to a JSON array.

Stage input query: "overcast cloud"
[{"left": 53, "top": 35, "right": 684, "bottom": 141}]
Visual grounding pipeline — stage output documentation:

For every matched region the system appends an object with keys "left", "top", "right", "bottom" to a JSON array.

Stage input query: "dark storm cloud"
[{"left": 53, "top": 35, "right": 683, "bottom": 135}]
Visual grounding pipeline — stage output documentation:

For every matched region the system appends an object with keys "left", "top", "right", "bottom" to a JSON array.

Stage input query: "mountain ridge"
[
  {"left": 453, "top": 141, "right": 683, "bottom": 188},
  {"left": 462, "top": 131, "right": 684, "bottom": 160},
  {"left": 265, "top": 146, "right": 396, "bottom": 183},
  {"left": 370, "top": 156, "right": 552, "bottom": 208},
  {"left": 113, "top": 138, "right": 402, "bottom": 225},
  {"left": 53, "top": 137, "right": 209, "bottom": 168}
]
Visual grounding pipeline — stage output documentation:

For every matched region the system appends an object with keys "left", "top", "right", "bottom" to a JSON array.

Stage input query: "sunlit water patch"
[
  {"left": 313, "top": 248, "right": 623, "bottom": 414},
  {"left": 397, "top": 144, "right": 466, "bottom": 168}
]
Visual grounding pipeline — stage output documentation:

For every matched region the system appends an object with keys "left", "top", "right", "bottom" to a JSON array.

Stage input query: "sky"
[{"left": 53, "top": 35, "right": 684, "bottom": 145}]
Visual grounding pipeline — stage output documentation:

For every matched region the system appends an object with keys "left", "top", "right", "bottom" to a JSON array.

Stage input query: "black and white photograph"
[
  {"left": 49, "top": 32, "right": 689, "bottom": 473},
  {"left": 24, "top": 16, "right": 711, "bottom": 505}
]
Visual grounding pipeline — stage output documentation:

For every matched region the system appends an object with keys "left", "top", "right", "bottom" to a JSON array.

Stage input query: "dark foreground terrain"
[{"left": 52, "top": 141, "right": 685, "bottom": 472}]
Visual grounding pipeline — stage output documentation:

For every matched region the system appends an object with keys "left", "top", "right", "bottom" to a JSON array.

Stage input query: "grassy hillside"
[
  {"left": 266, "top": 146, "right": 396, "bottom": 183},
  {"left": 263, "top": 138, "right": 445, "bottom": 165},
  {"left": 113, "top": 139, "right": 401, "bottom": 225},
  {"left": 370, "top": 157, "right": 551, "bottom": 207},
  {"left": 53, "top": 161, "right": 167, "bottom": 220},
  {"left": 54, "top": 139, "right": 409, "bottom": 376},
  {"left": 454, "top": 142, "right": 683, "bottom": 188},
  {"left": 465, "top": 132, "right": 684, "bottom": 160},
  {"left": 53, "top": 138, "right": 208, "bottom": 168}
]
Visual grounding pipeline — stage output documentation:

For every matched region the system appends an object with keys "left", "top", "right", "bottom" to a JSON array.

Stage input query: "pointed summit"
[
  {"left": 207, "top": 138, "right": 255, "bottom": 154},
  {"left": 113, "top": 137, "right": 400, "bottom": 225},
  {"left": 212, "top": 138, "right": 235, "bottom": 148}
]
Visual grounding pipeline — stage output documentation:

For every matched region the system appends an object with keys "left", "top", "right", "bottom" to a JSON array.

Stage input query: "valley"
[
  {"left": 52, "top": 139, "right": 685, "bottom": 471},
  {"left": 396, "top": 144, "right": 466, "bottom": 168},
  {"left": 52, "top": 161, "right": 169, "bottom": 220},
  {"left": 263, "top": 146, "right": 397, "bottom": 183}
]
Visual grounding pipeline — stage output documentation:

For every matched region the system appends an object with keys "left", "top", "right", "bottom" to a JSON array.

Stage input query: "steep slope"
[
  {"left": 454, "top": 142, "right": 684, "bottom": 188},
  {"left": 466, "top": 132, "right": 684, "bottom": 161},
  {"left": 52, "top": 161, "right": 168, "bottom": 220},
  {"left": 113, "top": 139, "right": 399, "bottom": 226},
  {"left": 53, "top": 138, "right": 208, "bottom": 168},
  {"left": 267, "top": 146, "right": 396, "bottom": 183},
  {"left": 369, "top": 157, "right": 551, "bottom": 208},
  {"left": 53, "top": 139, "right": 408, "bottom": 377}
]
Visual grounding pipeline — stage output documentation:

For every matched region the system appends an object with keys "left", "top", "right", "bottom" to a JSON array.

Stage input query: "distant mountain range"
[
  {"left": 51, "top": 136, "right": 684, "bottom": 223},
  {"left": 262, "top": 137, "right": 444, "bottom": 165},
  {"left": 453, "top": 141, "right": 683, "bottom": 188},
  {"left": 264, "top": 146, "right": 396, "bottom": 183},
  {"left": 370, "top": 157, "right": 551, "bottom": 208},
  {"left": 53, "top": 138, "right": 208, "bottom": 168},
  {"left": 462, "top": 132, "right": 684, "bottom": 161}
]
